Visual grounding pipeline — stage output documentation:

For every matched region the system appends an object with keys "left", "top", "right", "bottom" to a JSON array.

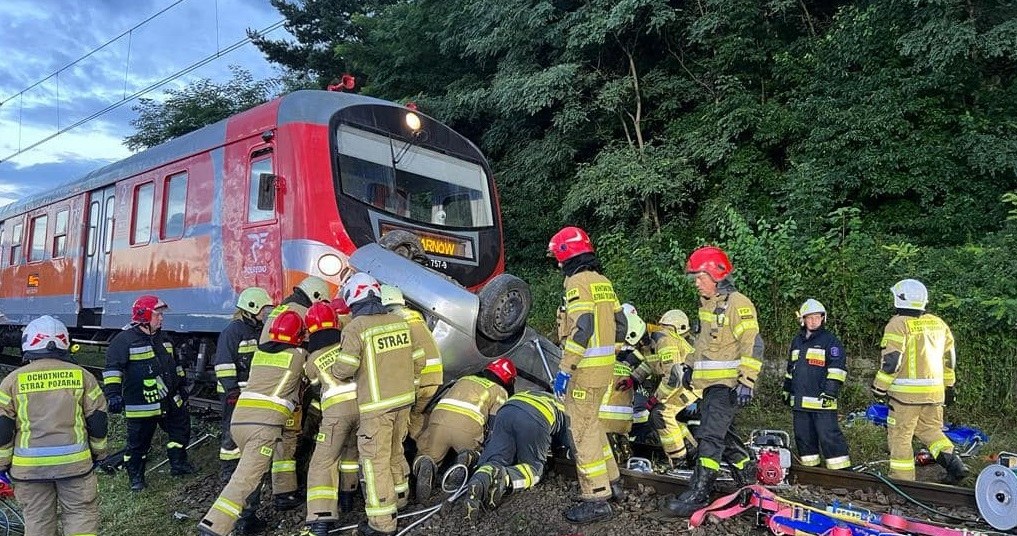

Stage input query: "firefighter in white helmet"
[{"left": 598, "top": 303, "right": 645, "bottom": 465}]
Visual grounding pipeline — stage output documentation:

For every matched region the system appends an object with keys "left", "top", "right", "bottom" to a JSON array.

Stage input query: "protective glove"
[
  {"left": 681, "top": 366, "right": 693, "bottom": 389},
  {"left": 781, "top": 391, "right": 792, "bottom": 406},
  {"left": 225, "top": 389, "right": 241, "bottom": 407},
  {"left": 107, "top": 394, "right": 124, "bottom": 414},
  {"left": 819, "top": 392, "right": 837, "bottom": 408},
  {"left": 646, "top": 397, "right": 666, "bottom": 429},
  {"left": 0, "top": 469, "right": 10, "bottom": 486},
  {"left": 553, "top": 371, "right": 572, "bottom": 400},
  {"left": 871, "top": 387, "right": 887, "bottom": 405},
  {"left": 944, "top": 386, "right": 956, "bottom": 407},
  {"left": 142, "top": 379, "right": 161, "bottom": 404},
  {"left": 735, "top": 384, "right": 753, "bottom": 407},
  {"left": 615, "top": 376, "right": 636, "bottom": 392},
  {"left": 617, "top": 349, "right": 641, "bottom": 368}
]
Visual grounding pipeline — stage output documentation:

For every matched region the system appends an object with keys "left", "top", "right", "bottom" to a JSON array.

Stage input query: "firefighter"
[
  {"left": 198, "top": 310, "right": 309, "bottom": 536},
  {"left": 413, "top": 358, "right": 515, "bottom": 504},
  {"left": 548, "top": 226, "right": 625, "bottom": 524},
  {"left": 666, "top": 246, "right": 763, "bottom": 517},
  {"left": 215, "top": 286, "right": 274, "bottom": 482},
  {"left": 0, "top": 316, "right": 108, "bottom": 536},
  {"left": 598, "top": 303, "right": 646, "bottom": 463},
  {"left": 872, "top": 279, "right": 968, "bottom": 483},
  {"left": 300, "top": 302, "right": 361, "bottom": 536},
  {"left": 331, "top": 272, "right": 417, "bottom": 536},
  {"left": 784, "top": 299, "right": 851, "bottom": 470},
  {"left": 103, "top": 295, "right": 193, "bottom": 492},
  {"left": 380, "top": 285, "right": 443, "bottom": 441},
  {"left": 462, "top": 390, "right": 568, "bottom": 522}
]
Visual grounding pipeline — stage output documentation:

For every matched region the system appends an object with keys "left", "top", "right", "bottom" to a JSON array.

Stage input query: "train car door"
[
  {"left": 237, "top": 147, "right": 282, "bottom": 294},
  {"left": 81, "top": 185, "right": 116, "bottom": 310}
]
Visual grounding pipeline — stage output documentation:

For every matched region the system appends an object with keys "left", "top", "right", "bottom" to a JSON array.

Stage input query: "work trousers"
[
  {"left": 271, "top": 415, "right": 300, "bottom": 495},
  {"left": 14, "top": 471, "right": 99, "bottom": 536},
  {"left": 564, "top": 382, "right": 617, "bottom": 500},
  {"left": 358, "top": 407, "right": 410, "bottom": 533},
  {"left": 793, "top": 410, "right": 851, "bottom": 470},
  {"left": 415, "top": 419, "right": 482, "bottom": 463},
  {"left": 306, "top": 409, "right": 359, "bottom": 522},
  {"left": 125, "top": 397, "right": 191, "bottom": 465},
  {"left": 478, "top": 404, "right": 551, "bottom": 491},
  {"left": 219, "top": 394, "right": 239, "bottom": 462},
  {"left": 659, "top": 406, "right": 696, "bottom": 461},
  {"left": 200, "top": 424, "right": 282, "bottom": 536},
  {"left": 598, "top": 384, "right": 634, "bottom": 436},
  {"left": 887, "top": 402, "right": 954, "bottom": 480},
  {"left": 695, "top": 386, "right": 750, "bottom": 470},
  {"left": 408, "top": 384, "right": 440, "bottom": 441}
]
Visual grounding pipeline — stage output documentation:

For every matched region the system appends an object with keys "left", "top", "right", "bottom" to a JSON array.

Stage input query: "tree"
[{"left": 124, "top": 66, "right": 279, "bottom": 150}]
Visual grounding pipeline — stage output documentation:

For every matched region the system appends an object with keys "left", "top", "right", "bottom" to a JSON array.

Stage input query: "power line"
[{"left": 0, "top": 19, "right": 286, "bottom": 164}]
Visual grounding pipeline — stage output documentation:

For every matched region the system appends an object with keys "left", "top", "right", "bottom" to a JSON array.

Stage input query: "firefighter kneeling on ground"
[
  {"left": 461, "top": 390, "right": 569, "bottom": 522},
  {"left": 198, "top": 310, "right": 309, "bottom": 536},
  {"left": 0, "top": 316, "right": 108, "bottom": 536},
  {"left": 103, "top": 295, "right": 194, "bottom": 492},
  {"left": 784, "top": 299, "right": 851, "bottom": 470},
  {"left": 871, "top": 279, "right": 968, "bottom": 484},
  {"left": 413, "top": 358, "right": 515, "bottom": 505}
]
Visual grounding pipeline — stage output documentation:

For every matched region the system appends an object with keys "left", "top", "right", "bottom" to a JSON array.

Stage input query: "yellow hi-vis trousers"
[
  {"left": 15, "top": 470, "right": 99, "bottom": 536},
  {"left": 358, "top": 407, "right": 410, "bottom": 533},
  {"left": 305, "top": 409, "right": 359, "bottom": 523},
  {"left": 564, "top": 382, "right": 616, "bottom": 500},
  {"left": 887, "top": 402, "right": 954, "bottom": 480},
  {"left": 200, "top": 424, "right": 281, "bottom": 536}
]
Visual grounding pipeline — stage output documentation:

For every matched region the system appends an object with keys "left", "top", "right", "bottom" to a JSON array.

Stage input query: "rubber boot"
[
  {"left": 665, "top": 464, "right": 718, "bottom": 517},
  {"left": 936, "top": 451, "right": 970, "bottom": 485},
  {"left": 126, "top": 456, "right": 146, "bottom": 492},
  {"left": 609, "top": 479, "right": 626, "bottom": 503},
  {"left": 219, "top": 459, "right": 239, "bottom": 484},
  {"left": 357, "top": 520, "right": 396, "bottom": 536},
  {"left": 564, "top": 499, "right": 613, "bottom": 524},
  {"left": 339, "top": 491, "right": 355, "bottom": 513},
  {"left": 235, "top": 513, "right": 268, "bottom": 535},
  {"left": 273, "top": 492, "right": 303, "bottom": 511},
  {"left": 413, "top": 455, "right": 436, "bottom": 504},
  {"left": 168, "top": 449, "right": 196, "bottom": 476}
]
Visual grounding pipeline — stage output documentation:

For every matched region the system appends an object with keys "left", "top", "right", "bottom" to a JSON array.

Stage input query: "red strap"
[
  {"left": 880, "top": 514, "right": 973, "bottom": 536},
  {"left": 689, "top": 485, "right": 777, "bottom": 527}
]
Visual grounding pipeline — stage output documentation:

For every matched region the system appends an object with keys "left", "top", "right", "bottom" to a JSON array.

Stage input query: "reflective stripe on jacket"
[
  {"left": 213, "top": 318, "right": 260, "bottom": 393},
  {"left": 786, "top": 327, "right": 846, "bottom": 411},
  {"left": 558, "top": 271, "right": 621, "bottom": 389},
  {"left": 305, "top": 344, "right": 358, "bottom": 415},
  {"left": 330, "top": 313, "right": 416, "bottom": 416},
  {"left": 394, "top": 307, "right": 443, "bottom": 390},
  {"left": 687, "top": 290, "right": 763, "bottom": 390},
  {"left": 429, "top": 375, "right": 507, "bottom": 445},
  {"left": 233, "top": 347, "right": 308, "bottom": 426},
  {"left": 873, "top": 314, "right": 955, "bottom": 404},
  {"left": 103, "top": 326, "right": 181, "bottom": 418}
]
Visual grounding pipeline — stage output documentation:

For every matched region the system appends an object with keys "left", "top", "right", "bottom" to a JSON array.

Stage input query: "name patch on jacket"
[
  {"left": 373, "top": 331, "right": 411, "bottom": 353},
  {"left": 18, "top": 370, "right": 83, "bottom": 393},
  {"left": 314, "top": 347, "right": 340, "bottom": 370},
  {"left": 805, "top": 348, "right": 826, "bottom": 366},
  {"left": 591, "top": 283, "right": 616, "bottom": 302}
]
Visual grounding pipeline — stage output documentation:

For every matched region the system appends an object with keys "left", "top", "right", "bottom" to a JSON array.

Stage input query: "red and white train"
[{"left": 0, "top": 90, "right": 531, "bottom": 362}]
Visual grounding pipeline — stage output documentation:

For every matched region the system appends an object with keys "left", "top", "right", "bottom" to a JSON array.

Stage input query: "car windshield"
[{"left": 335, "top": 124, "right": 494, "bottom": 228}]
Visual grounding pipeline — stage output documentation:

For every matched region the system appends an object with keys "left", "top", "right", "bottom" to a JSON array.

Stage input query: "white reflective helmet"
[
  {"left": 891, "top": 279, "right": 928, "bottom": 310},
  {"left": 341, "top": 272, "right": 382, "bottom": 307},
  {"left": 22, "top": 315, "right": 71, "bottom": 357},
  {"left": 622, "top": 303, "right": 647, "bottom": 345},
  {"left": 379, "top": 284, "right": 405, "bottom": 307},
  {"left": 798, "top": 299, "right": 827, "bottom": 324},
  {"left": 296, "top": 276, "right": 332, "bottom": 303},
  {"left": 659, "top": 309, "right": 690, "bottom": 335}
]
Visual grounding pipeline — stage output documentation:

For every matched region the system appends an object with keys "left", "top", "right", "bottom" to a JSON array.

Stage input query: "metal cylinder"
[{"left": 195, "top": 340, "right": 208, "bottom": 373}]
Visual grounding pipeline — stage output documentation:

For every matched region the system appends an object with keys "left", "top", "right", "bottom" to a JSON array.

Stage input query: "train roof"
[{"left": 0, "top": 90, "right": 397, "bottom": 221}]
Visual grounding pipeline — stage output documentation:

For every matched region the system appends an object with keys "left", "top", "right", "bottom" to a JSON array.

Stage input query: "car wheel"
[{"left": 477, "top": 273, "right": 531, "bottom": 341}]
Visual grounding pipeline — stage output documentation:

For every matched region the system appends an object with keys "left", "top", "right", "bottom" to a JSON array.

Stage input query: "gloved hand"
[
  {"left": 107, "top": 394, "right": 124, "bottom": 414},
  {"left": 646, "top": 397, "right": 666, "bottom": 429},
  {"left": 553, "top": 371, "right": 571, "bottom": 400},
  {"left": 681, "top": 366, "right": 693, "bottom": 389},
  {"left": 735, "top": 384, "right": 753, "bottom": 407},
  {"left": 615, "top": 376, "right": 636, "bottom": 392},
  {"left": 142, "top": 379, "right": 161, "bottom": 404},
  {"left": 781, "top": 390, "right": 792, "bottom": 406},
  {"left": 0, "top": 469, "right": 10, "bottom": 485},
  {"left": 225, "top": 389, "right": 241, "bottom": 407},
  {"left": 617, "top": 349, "right": 640, "bottom": 368},
  {"left": 944, "top": 386, "right": 956, "bottom": 407},
  {"left": 871, "top": 387, "right": 887, "bottom": 405},
  {"left": 819, "top": 392, "right": 836, "bottom": 408}
]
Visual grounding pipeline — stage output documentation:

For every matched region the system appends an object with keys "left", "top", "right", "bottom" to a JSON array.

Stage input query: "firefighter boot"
[
  {"left": 730, "top": 459, "right": 758, "bottom": 487},
  {"left": 936, "top": 452, "right": 970, "bottom": 485},
  {"left": 235, "top": 512, "right": 268, "bottom": 535},
  {"left": 339, "top": 490, "right": 356, "bottom": 513},
  {"left": 300, "top": 521, "right": 334, "bottom": 536},
  {"left": 357, "top": 520, "right": 396, "bottom": 536},
  {"left": 273, "top": 492, "right": 303, "bottom": 511},
  {"left": 446, "top": 449, "right": 479, "bottom": 491},
  {"left": 564, "top": 499, "right": 613, "bottom": 524},
  {"left": 126, "top": 456, "right": 146, "bottom": 492},
  {"left": 169, "top": 449, "right": 196, "bottom": 476},
  {"left": 413, "top": 455, "right": 437, "bottom": 504},
  {"left": 608, "top": 433, "right": 632, "bottom": 465},
  {"left": 463, "top": 470, "right": 492, "bottom": 523},
  {"left": 665, "top": 465, "right": 718, "bottom": 518},
  {"left": 610, "top": 479, "right": 626, "bottom": 503},
  {"left": 219, "top": 459, "right": 239, "bottom": 484}
]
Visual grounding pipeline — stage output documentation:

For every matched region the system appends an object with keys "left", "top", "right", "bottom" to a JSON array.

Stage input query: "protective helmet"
[
  {"left": 22, "top": 315, "right": 70, "bottom": 358},
  {"left": 798, "top": 299, "right": 827, "bottom": 324},
  {"left": 305, "top": 302, "right": 339, "bottom": 333},
  {"left": 685, "top": 246, "right": 733, "bottom": 282},
  {"left": 380, "top": 284, "right": 405, "bottom": 307},
  {"left": 485, "top": 357, "right": 517, "bottom": 385},
  {"left": 331, "top": 296, "right": 351, "bottom": 316},
  {"left": 268, "top": 310, "right": 305, "bottom": 345},
  {"left": 891, "top": 279, "right": 928, "bottom": 310},
  {"left": 547, "top": 226, "right": 594, "bottom": 263},
  {"left": 621, "top": 303, "right": 647, "bottom": 345},
  {"left": 296, "top": 276, "right": 331, "bottom": 303},
  {"left": 340, "top": 272, "right": 381, "bottom": 307},
  {"left": 132, "top": 295, "right": 168, "bottom": 324},
  {"left": 659, "top": 309, "right": 690, "bottom": 335},
  {"left": 237, "top": 287, "right": 272, "bottom": 315}
]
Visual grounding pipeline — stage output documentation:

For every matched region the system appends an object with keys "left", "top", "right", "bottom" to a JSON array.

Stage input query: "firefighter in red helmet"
[
  {"left": 666, "top": 246, "right": 763, "bottom": 517},
  {"left": 548, "top": 226, "right": 625, "bottom": 524},
  {"left": 103, "top": 295, "right": 193, "bottom": 492}
]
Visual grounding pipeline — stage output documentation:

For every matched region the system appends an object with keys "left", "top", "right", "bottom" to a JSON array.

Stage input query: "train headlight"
[
  {"left": 317, "top": 254, "right": 344, "bottom": 277},
  {"left": 405, "top": 112, "right": 421, "bottom": 132}
]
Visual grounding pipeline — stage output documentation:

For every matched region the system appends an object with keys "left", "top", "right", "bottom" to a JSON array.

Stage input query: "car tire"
[
  {"left": 477, "top": 273, "right": 531, "bottom": 341},
  {"left": 378, "top": 230, "right": 429, "bottom": 264}
]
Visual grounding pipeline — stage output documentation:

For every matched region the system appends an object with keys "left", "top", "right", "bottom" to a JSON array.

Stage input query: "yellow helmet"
[
  {"left": 296, "top": 276, "right": 331, "bottom": 303},
  {"left": 236, "top": 287, "right": 273, "bottom": 315},
  {"left": 659, "top": 309, "right": 690, "bottom": 335},
  {"left": 380, "top": 284, "right": 405, "bottom": 307}
]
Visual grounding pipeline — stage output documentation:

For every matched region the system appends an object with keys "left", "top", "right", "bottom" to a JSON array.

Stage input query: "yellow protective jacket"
[
  {"left": 330, "top": 313, "right": 416, "bottom": 416},
  {"left": 393, "top": 306, "right": 443, "bottom": 391},
  {"left": 632, "top": 327, "right": 698, "bottom": 405},
  {"left": 873, "top": 313, "right": 955, "bottom": 405},
  {"left": 305, "top": 343, "right": 358, "bottom": 416},
  {"left": 233, "top": 346, "right": 308, "bottom": 427},
  {"left": 428, "top": 375, "right": 507, "bottom": 443},
  {"left": 559, "top": 271, "right": 622, "bottom": 389},
  {"left": 687, "top": 289, "right": 763, "bottom": 390},
  {"left": 0, "top": 358, "right": 108, "bottom": 480}
]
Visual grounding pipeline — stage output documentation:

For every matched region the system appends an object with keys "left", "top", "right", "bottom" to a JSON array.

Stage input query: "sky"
[{"left": 0, "top": 0, "right": 290, "bottom": 206}]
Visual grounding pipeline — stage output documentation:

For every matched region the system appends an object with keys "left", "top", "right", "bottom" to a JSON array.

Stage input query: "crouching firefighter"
[
  {"left": 0, "top": 316, "right": 108, "bottom": 536},
  {"left": 198, "top": 310, "right": 309, "bottom": 536},
  {"left": 462, "top": 390, "right": 568, "bottom": 522},
  {"left": 872, "top": 279, "right": 968, "bottom": 484},
  {"left": 104, "top": 295, "right": 193, "bottom": 492},
  {"left": 784, "top": 299, "right": 851, "bottom": 470}
]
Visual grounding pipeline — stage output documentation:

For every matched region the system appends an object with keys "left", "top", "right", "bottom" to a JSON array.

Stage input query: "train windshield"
[{"left": 335, "top": 124, "right": 494, "bottom": 228}]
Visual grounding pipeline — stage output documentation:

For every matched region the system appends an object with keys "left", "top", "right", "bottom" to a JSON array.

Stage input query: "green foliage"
[{"left": 124, "top": 67, "right": 279, "bottom": 150}]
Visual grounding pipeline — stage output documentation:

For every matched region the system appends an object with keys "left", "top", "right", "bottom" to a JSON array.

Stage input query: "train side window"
[
  {"left": 86, "top": 201, "right": 99, "bottom": 256},
  {"left": 103, "top": 196, "right": 115, "bottom": 254},
  {"left": 248, "top": 154, "right": 274, "bottom": 223},
  {"left": 162, "top": 172, "right": 187, "bottom": 240},
  {"left": 29, "top": 215, "right": 48, "bottom": 263},
  {"left": 132, "top": 182, "right": 154, "bottom": 245},
  {"left": 52, "top": 209, "right": 69, "bottom": 258},
  {"left": 10, "top": 222, "right": 22, "bottom": 266}
]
